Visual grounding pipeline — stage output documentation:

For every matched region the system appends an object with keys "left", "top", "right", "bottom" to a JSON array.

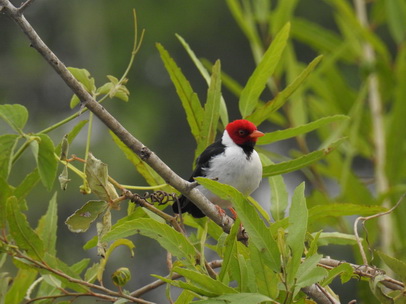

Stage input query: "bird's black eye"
[{"left": 238, "top": 129, "right": 248, "bottom": 137}]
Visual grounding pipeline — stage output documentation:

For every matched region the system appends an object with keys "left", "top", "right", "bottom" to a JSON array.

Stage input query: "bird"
[{"left": 173, "top": 119, "right": 264, "bottom": 218}]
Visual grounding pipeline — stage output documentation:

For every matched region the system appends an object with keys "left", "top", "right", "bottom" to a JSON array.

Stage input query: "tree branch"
[{"left": 0, "top": 0, "right": 237, "bottom": 236}]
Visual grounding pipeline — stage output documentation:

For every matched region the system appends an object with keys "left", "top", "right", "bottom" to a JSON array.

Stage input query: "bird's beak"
[{"left": 250, "top": 130, "right": 265, "bottom": 138}]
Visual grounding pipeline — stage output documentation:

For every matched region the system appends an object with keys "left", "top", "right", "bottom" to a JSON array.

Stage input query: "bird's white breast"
[{"left": 198, "top": 132, "right": 263, "bottom": 208}]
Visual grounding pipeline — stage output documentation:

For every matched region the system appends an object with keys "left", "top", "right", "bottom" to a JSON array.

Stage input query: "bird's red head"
[{"left": 225, "top": 119, "right": 264, "bottom": 146}]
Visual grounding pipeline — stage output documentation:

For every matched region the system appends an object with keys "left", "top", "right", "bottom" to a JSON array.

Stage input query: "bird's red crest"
[{"left": 225, "top": 119, "right": 263, "bottom": 145}]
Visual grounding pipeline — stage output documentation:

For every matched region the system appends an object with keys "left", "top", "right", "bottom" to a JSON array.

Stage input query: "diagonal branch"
[{"left": 0, "top": 0, "right": 237, "bottom": 237}]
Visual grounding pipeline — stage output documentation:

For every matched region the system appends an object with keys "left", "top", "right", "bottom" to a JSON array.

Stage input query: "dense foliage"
[{"left": 1, "top": 0, "right": 406, "bottom": 303}]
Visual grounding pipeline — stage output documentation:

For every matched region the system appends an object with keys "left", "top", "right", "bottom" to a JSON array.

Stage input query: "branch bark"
[{"left": 0, "top": 0, "right": 236, "bottom": 235}]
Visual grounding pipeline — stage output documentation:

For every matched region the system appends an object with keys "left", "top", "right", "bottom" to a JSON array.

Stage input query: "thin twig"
[
  {"left": 18, "top": 0, "right": 35, "bottom": 12},
  {"left": 9, "top": 247, "right": 155, "bottom": 304},
  {"left": 353, "top": 193, "right": 405, "bottom": 265}
]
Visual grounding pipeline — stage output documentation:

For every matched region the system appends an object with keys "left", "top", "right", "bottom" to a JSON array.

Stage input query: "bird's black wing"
[{"left": 172, "top": 139, "right": 225, "bottom": 218}]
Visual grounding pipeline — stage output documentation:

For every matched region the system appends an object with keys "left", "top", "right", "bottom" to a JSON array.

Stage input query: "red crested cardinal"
[{"left": 173, "top": 119, "right": 264, "bottom": 218}]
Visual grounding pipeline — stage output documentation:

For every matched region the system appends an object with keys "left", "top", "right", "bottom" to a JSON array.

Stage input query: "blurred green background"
[{"left": 1, "top": 0, "right": 403, "bottom": 303}]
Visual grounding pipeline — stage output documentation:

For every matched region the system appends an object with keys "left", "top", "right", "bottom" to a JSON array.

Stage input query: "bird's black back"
[{"left": 172, "top": 139, "right": 225, "bottom": 218}]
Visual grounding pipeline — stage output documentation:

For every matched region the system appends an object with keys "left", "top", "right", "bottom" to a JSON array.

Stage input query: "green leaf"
[
  {"left": 315, "top": 232, "right": 359, "bottom": 246},
  {"left": 30, "top": 134, "right": 58, "bottom": 190},
  {"left": 260, "top": 154, "right": 288, "bottom": 221},
  {"left": 295, "top": 254, "right": 328, "bottom": 291},
  {"left": 176, "top": 34, "right": 229, "bottom": 126},
  {"left": 0, "top": 104, "right": 28, "bottom": 133},
  {"left": 174, "top": 290, "right": 195, "bottom": 304},
  {"left": 36, "top": 192, "right": 58, "bottom": 256},
  {"left": 70, "top": 94, "right": 81, "bottom": 109},
  {"left": 85, "top": 153, "right": 118, "bottom": 201},
  {"left": 97, "top": 239, "right": 135, "bottom": 283},
  {"left": 249, "top": 243, "right": 279, "bottom": 298},
  {"left": 152, "top": 274, "right": 218, "bottom": 297},
  {"left": 286, "top": 183, "right": 308, "bottom": 285},
  {"left": 14, "top": 169, "right": 40, "bottom": 202},
  {"left": 195, "top": 177, "right": 281, "bottom": 271},
  {"left": 67, "top": 68, "right": 96, "bottom": 108},
  {"left": 247, "top": 55, "right": 323, "bottom": 125},
  {"left": 156, "top": 43, "right": 204, "bottom": 142},
  {"left": 218, "top": 220, "right": 240, "bottom": 283},
  {"left": 0, "top": 176, "right": 12, "bottom": 228},
  {"left": 262, "top": 137, "right": 345, "bottom": 177},
  {"left": 173, "top": 267, "right": 237, "bottom": 295},
  {"left": 67, "top": 120, "right": 89, "bottom": 144},
  {"left": 377, "top": 251, "right": 406, "bottom": 284},
  {"left": 7, "top": 196, "right": 45, "bottom": 260},
  {"left": 309, "top": 204, "right": 387, "bottom": 222},
  {"left": 195, "top": 60, "right": 222, "bottom": 158},
  {"left": 65, "top": 200, "right": 108, "bottom": 233},
  {"left": 0, "top": 134, "right": 19, "bottom": 180},
  {"left": 5, "top": 269, "right": 37, "bottom": 304},
  {"left": 258, "top": 115, "right": 349, "bottom": 145},
  {"left": 42, "top": 253, "right": 89, "bottom": 293},
  {"left": 109, "top": 132, "right": 171, "bottom": 191},
  {"left": 385, "top": 0, "right": 406, "bottom": 44},
  {"left": 239, "top": 23, "right": 290, "bottom": 117},
  {"left": 102, "top": 218, "right": 198, "bottom": 266},
  {"left": 193, "top": 293, "right": 274, "bottom": 304},
  {"left": 321, "top": 263, "right": 353, "bottom": 286}
]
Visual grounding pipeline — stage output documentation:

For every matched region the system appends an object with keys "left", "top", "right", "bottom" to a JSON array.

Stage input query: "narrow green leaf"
[
  {"left": 70, "top": 258, "right": 91, "bottom": 276},
  {"left": 43, "top": 253, "right": 89, "bottom": 293},
  {"left": 0, "top": 134, "right": 19, "bottom": 180},
  {"left": 239, "top": 23, "right": 290, "bottom": 117},
  {"left": 65, "top": 200, "right": 108, "bottom": 233},
  {"left": 262, "top": 138, "right": 345, "bottom": 177},
  {"left": 295, "top": 254, "right": 328, "bottom": 292},
  {"left": 152, "top": 274, "right": 218, "bottom": 297},
  {"left": 102, "top": 218, "right": 197, "bottom": 266},
  {"left": 386, "top": 46, "right": 406, "bottom": 183},
  {"left": 377, "top": 251, "right": 406, "bottom": 283},
  {"left": 30, "top": 134, "right": 58, "bottom": 190},
  {"left": 85, "top": 153, "right": 118, "bottom": 201},
  {"left": 156, "top": 43, "right": 204, "bottom": 141},
  {"left": 225, "top": 0, "right": 263, "bottom": 52},
  {"left": 195, "top": 177, "right": 281, "bottom": 271},
  {"left": 315, "top": 232, "right": 359, "bottom": 246},
  {"left": 174, "top": 290, "right": 195, "bottom": 304},
  {"left": 97, "top": 239, "right": 135, "bottom": 283},
  {"left": 258, "top": 115, "right": 349, "bottom": 145},
  {"left": 260, "top": 154, "right": 288, "bottom": 221},
  {"left": 286, "top": 183, "right": 308, "bottom": 285},
  {"left": 309, "top": 204, "right": 387, "bottom": 222},
  {"left": 0, "top": 104, "right": 28, "bottom": 133},
  {"left": 321, "top": 263, "right": 353, "bottom": 286},
  {"left": 0, "top": 176, "right": 12, "bottom": 228},
  {"left": 292, "top": 18, "right": 344, "bottom": 55},
  {"left": 218, "top": 220, "right": 240, "bottom": 283},
  {"left": 7, "top": 196, "right": 45, "bottom": 260},
  {"left": 247, "top": 55, "right": 323, "bottom": 125},
  {"left": 109, "top": 131, "right": 172, "bottom": 191},
  {"left": 67, "top": 120, "right": 89, "bottom": 144},
  {"left": 195, "top": 60, "right": 222, "bottom": 158},
  {"left": 176, "top": 34, "right": 229, "bottom": 126},
  {"left": 36, "top": 192, "right": 58, "bottom": 256},
  {"left": 173, "top": 267, "right": 237, "bottom": 295},
  {"left": 385, "top": 0, "right": 406, "bottom": 44},
  {"left": 249, "top": 242, "right": 279, "bottom": 298},
  {"left": 193, "top": 293, "right": 274, "bottom": 304},
  {"left": 5, "top": 269, "right": 37, "bottom": 304}
]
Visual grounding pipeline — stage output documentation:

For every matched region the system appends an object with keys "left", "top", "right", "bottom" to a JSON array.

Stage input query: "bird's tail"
[{"left": 172, "top": 195, "right": 205, "bottom": 218}]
